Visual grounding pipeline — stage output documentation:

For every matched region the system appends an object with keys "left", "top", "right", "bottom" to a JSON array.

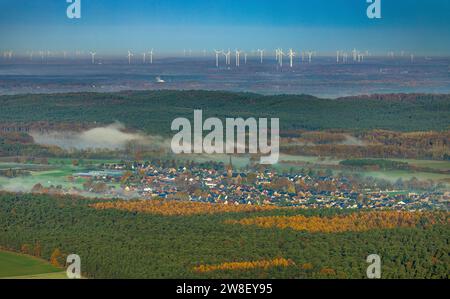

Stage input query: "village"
[{"left": 56, "top": 159, "right": 450, "bottom": 212}]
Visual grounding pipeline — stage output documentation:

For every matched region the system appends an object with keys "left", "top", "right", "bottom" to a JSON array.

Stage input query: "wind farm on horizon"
[{"left": 0, "top": 48, "right": 423, "bottom": 68}]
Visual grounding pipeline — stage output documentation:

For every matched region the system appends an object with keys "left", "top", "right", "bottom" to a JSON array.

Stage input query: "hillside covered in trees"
[{"left": 0, "top": 91, "right": 449, "bottom": 135}]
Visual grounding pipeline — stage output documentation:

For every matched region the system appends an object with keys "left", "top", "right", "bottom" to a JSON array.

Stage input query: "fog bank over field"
[
  {"left": 340, "top": 135, "right": 366, "bottom": 146},
  {"left": 30, "top": 122, "right": 169, "bottom": 151}
]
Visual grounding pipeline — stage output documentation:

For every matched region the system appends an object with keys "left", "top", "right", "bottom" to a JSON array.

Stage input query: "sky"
[{"left": 0, "top": 0, "right": 450, "bottom": 55}]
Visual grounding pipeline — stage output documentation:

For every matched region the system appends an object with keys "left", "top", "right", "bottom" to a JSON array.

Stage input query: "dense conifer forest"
[{"left": 0, "top": 192, "right": 448, "bottom": 279}]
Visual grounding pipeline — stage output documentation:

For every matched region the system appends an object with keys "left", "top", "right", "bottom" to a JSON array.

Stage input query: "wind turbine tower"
[
  {"left": 277, "top": 49, "right": 285, "bottom": 67},
  {"left": 235, "top": 50, "right": 242, "bottom": 67},
  {"left": 214, "top": 49, "right": 223, "bottom": 68},
  {"left": 90, "top": 52, "right": 96, "bottom": 64},
  {"left": 223, "top": 49, "right": 231, "bottom": 65},
  {"left": 257, "top": 49, "right": 264, "bottom": 64},
  {"left": 288, "top": 49, "right": 296, "bottom": 68},
  {"left": 357, "top": 52, "right": 364, "bottom": 62},
  {"left": 352, "top": 49, "right": 358, "bottom": 61},
  {"left": 307, "top": 51, "right": 314, "bottom": 63},
  {"left": 149, "top": 49, "right": 154, "bottom": 64},
  {"left": 127, "top": 50, "right": 134, "bottom": 64}
]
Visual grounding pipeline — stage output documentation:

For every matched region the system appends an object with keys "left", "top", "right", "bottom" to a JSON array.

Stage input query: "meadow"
[{"left": 0, "top": 250, "right": 63, "bottom": 279}]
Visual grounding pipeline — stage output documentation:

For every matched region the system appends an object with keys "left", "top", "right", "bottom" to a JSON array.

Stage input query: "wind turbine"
[
  {"left": 223, "top": 49, "right": 231, "bottom": 65},
  {"left": 244, "top": 52, "right": 248, "bottom": 64},
  {"left": 90, "top": 52, "right": 96, "bottom": 64},
  {"left": 235, "top": 49, "right": 242, "bottom": 67},
  {"left": 148, "top": 49, "right": 154, "bottom": 64},
  {"left": 307, "top": 51, "right": 314, "bottom": 63},
  {"left": 343, "top": 52, "right": 348, "bottom": 63},
  {"left": 336, "top": 51, "right": 340, "bottom": 63},
  {"left": 357, "top": 52, "right": 364, "bottom": 62},
  {"left": 214, "top": 49, "right": 223, "bottom": 68},
  {"left": 142, "top": 52, "right": 147, "bottom": 63},
  {"left": 410, "top": 54, "right": 414, "bottom": 63},
  {"left": 127, "top": 50, "right": 134, "bottom": 64},
  {"left": 288, "top": 49, "right": 296, "bottom": 68},
  {"left": 352, "top": 49, "right": 358, "bottom": 61},
  {"left": 276, "top": 48, "right": 285, "bottom": 67},
  {"left": 257, "top": 49, "right": 264, "bottom": 64}
]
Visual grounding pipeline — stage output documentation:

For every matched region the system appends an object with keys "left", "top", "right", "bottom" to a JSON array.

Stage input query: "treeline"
[
  {"left": 281, "top": 130, "right": 449, "bottom": 160},
  {"left": 0, "top": 192, "right": 448, "bottom": 279},
  {"left": 282, "top": 144, "right": 449, "bottom": 160},
  {"left": 340, "top": 159, "right": 410, "bottom": 170}
]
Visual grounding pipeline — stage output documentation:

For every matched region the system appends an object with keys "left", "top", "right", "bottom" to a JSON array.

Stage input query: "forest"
[
  {"left": 0, "top": 91, "right": 449, "bottom": 135},
  {"left": 0, "top": 91, "right": 448, "bottom": 161},
  {"left": 0, "top": 192, "right": 448, "bottom": 279}
]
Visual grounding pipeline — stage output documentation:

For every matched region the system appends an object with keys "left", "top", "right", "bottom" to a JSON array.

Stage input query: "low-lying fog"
[{"left": 30, "top": 122, "right": 168, "bottom": 151}]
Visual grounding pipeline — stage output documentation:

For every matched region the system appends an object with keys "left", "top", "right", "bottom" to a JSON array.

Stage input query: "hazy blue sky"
[{"left": 1, "top": 0, "right": 449, "bottom": 55}]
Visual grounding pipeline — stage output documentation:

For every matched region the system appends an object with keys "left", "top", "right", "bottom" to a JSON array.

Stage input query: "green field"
[
  {"left": 0, "top": 250, "right": 63, "bottom": 279},
  {"left": 277, "top": 156, "right": 450, "bottom": 184},
  {"left": 391, "top": 159, "right": 450, "bottom": 171},
  {"left": 0, "top": 161, "right": 121, "bottom": 195}
]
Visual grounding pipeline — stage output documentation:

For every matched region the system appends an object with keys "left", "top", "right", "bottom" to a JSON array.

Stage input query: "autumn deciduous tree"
[
  {"left": 21, "top": 244, "right": 31, "bottom": 255},
  {"left": 320, "top": 268, "right": 336, "bottom": 276},
  {"left": 194, "top": 258, "right": 295, "bottom": 273},
  {"left": 226, "top": 211, "right": 448, "bottom": 233},
  {"left": 301, "top": 263, "right": 314, "bottom": 270},
  {"left": 91, "top": 200, "right": 277, "bottom": 216},
  {"left": 50, "top": 248, "right": 63, "bottom": 267}
]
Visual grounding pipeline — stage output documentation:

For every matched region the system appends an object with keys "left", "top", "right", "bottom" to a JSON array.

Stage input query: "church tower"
[{"left": 226, "top": 156, "right": 233, "bottom": 178}]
